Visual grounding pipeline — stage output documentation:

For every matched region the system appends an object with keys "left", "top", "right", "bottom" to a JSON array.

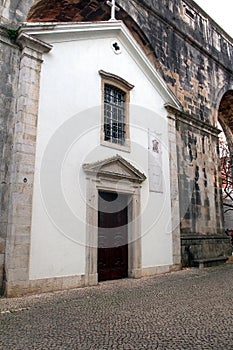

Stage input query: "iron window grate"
[{"left": 104, "top": 84, "right": 126, "bottom": 144}]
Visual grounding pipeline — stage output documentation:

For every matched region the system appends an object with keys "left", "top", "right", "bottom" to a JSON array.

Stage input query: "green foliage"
[{"left": 7, "top": 28, "right": 18, "bottom": 42}]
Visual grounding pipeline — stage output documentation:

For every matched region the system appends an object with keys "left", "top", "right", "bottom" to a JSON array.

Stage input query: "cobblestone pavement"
[{"left": 1, "top": 264, "right": 233, "bottom": 349}]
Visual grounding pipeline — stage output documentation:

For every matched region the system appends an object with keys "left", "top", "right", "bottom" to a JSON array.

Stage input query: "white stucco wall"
[{"left": 29, "top": 25, "right": 173, "bottom": 279}]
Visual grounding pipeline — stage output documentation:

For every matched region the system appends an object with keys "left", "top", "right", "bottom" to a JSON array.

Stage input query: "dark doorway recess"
[{"left": 98, "top": 191, "right": 128, "bottom": 282}]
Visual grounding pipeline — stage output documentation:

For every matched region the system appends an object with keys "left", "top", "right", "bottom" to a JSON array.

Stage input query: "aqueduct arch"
[
  {"left": 218, "top": 90, "right": 233, "bottom": 156},
  {"left": 218, "top": 90, "right": 233, "bottom": 230},
  {"left": 1, "top": 0, "right": 233, "bottom": 295},
  {"left": 218, "top": 91, "right": 233, "bottom": 135}
]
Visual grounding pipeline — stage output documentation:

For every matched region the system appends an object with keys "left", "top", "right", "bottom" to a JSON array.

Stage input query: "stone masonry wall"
[
  {"left": 117, "top": 0, "right": 233, "bottom": 123},
  {"left": 3, "top": 32, "right": 52, "bottom": 297},
  {"left": 171, "top": 108, "right": 232, "bottom": 265},
  {"left": 176, "top": 122, "right": 222, "bottom": 236},
  {"left": 0, "top": 27, "right": 20, "bottom": 293},
  {"left": 0, "top": 0, "right": 34, "bottom": 25}
]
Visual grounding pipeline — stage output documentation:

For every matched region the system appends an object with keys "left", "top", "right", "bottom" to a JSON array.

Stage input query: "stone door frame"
[{"left": 83, "top": 155, "right": 146, "bottom": 286}]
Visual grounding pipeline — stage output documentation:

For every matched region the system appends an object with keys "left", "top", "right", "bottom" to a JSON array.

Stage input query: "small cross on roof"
[{"left": 106, "top": 0, "right": 120, "bottom": 21}]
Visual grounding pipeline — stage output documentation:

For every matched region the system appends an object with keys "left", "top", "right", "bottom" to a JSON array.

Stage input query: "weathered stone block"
[
  {"left": 0, "top": 237, "right": 6, "bottom": 254},
  {"left": 7, "top": 268, "right": 28, "bottom": 282}
]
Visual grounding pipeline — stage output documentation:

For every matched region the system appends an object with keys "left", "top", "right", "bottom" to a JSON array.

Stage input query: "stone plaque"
[{"left": 148, "top": 130, "right": 163, "bottom": 192}]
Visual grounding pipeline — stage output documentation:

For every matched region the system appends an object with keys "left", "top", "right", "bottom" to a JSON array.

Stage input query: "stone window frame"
[{"left": 99, "top": 70, "right": 134, "bottom": 153}]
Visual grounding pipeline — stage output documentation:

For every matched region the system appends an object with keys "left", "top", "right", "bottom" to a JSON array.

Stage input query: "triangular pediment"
[
  {"left": 20, "top": 21, "right": 181, "bottom": 109},
  {"left": 83, "top": 155, "right": 146, "bottom": 183}
]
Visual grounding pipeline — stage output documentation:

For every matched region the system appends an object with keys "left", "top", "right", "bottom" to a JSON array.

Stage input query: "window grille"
[{"left": 104, "top": 84, "right": 126, "bottom": 144}]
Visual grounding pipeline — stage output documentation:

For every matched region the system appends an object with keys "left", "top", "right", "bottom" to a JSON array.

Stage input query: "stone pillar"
[
  {"left": 0, "top": 26, "right": 21, "bottom": 294},
  {"left": 128, "top": 186, "right": 142, "bottom": 278},
  {"left": 165, "top": 104, "right": 181, "bottom": 268},
  {"left": 85, "top": 177, "right": 99, "bottom": 286},
  {"left": 166, "top": 104, "right": 231, "bottom": 267},
  {"left": 4, "top": 31, "right": 52, "bottom": 297}
]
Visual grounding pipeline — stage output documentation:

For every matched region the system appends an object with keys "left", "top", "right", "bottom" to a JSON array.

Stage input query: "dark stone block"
[{"left": 181, "top": 236, "right": 232, "bottom": 267}]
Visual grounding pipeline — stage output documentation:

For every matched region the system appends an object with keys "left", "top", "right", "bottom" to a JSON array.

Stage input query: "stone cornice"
[
  {"left": 99, "top": 70, "right": 134, "bottom": 90},
  {"left": 16, "top": 31, "right": 52, "bottom": 53},
  {"left": 164, "top": 103, "right": 221, "bottom": 137}
]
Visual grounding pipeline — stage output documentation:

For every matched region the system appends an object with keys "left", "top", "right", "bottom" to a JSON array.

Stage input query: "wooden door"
[{"left": 98, "top": 191, "right": 128, "bottom": 282}]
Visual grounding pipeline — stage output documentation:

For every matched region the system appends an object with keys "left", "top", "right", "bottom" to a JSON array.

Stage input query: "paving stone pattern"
[{"left": 1, "top": 264, "right": 233, "bottom": 349}]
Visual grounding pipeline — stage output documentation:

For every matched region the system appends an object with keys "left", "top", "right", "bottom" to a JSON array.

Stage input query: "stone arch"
[
  {"left": 217, "top": 90, "right": 233, "bottom": 231},
  {"left": 26, "top": 0, "right": 163, "bottom": 74},
  {"left": 1, "top": 0, "right": 164, "bottom": 77},
  {"left": 218, "top": 90, "right": 233, "bottom": 152},
  {"left": 1, "top": 0, "right": 157, "bottom": 77}
]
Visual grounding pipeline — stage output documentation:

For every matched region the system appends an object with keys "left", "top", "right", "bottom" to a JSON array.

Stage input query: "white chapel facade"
[{"left": 5, "top": 18, "right": 182, "bottom": 296}]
